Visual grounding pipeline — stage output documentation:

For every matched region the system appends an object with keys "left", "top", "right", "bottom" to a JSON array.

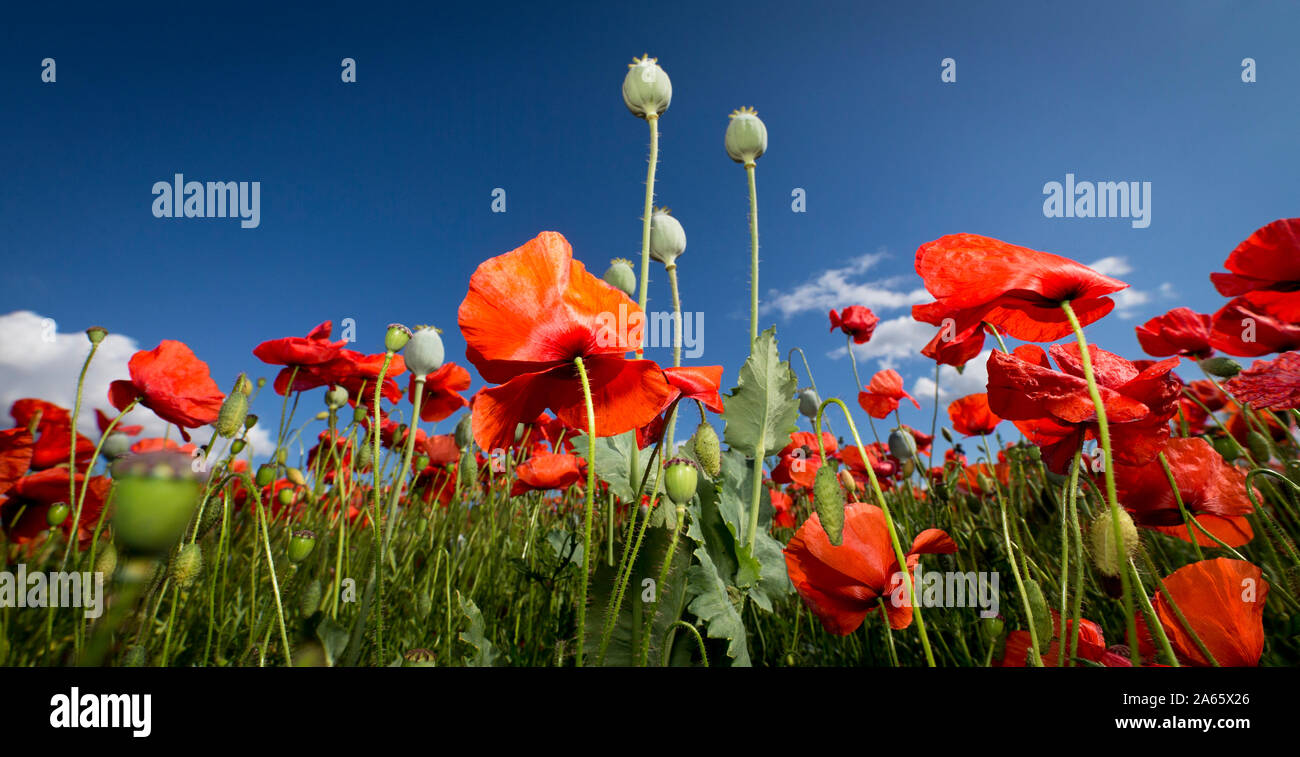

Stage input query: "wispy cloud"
[{"left": 762, "top": 251, "right": 928, "bottom": 319}]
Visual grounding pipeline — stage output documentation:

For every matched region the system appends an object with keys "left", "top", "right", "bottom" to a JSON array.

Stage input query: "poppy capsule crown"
[{"left": 622, "top": 55, "right": 671, "bottom": 119}]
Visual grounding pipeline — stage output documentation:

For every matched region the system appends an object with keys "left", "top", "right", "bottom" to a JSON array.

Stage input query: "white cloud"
[
  {"left": 913, "top": 349, "right": 992, "bottom": 401},
  {"left": 0, "top": 310, "right": 271, "bottom": 453},
  {"left": 829, "top": 315, "right": 936, "bottom": 371},
  {"left": 1086, "top": 257, "right": 1173, "bottom": 320},
  {"left": 763, "top": 251, "right": 929, "bottom": 319},
  {"left": 1087, "top": 256, "right": 1133, "bottom": 277}
]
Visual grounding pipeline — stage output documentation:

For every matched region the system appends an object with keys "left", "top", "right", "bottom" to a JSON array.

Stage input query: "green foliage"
[
  {"left": 457, "top": 593, "right": 499, "bottom": 667},
  {"left": 722, "top": 327, "right": 799, "bottom": 457},
  {"left": 582, "top": 526, "right": 690, "bottom": 666}
]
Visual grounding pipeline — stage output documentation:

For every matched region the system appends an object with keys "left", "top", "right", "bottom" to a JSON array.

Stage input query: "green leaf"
[
  {"left": 313, "top": 617, "right": 350, "bottom": 667},
  {"left": 685, "top": 546, "right": 751, "bottom": 666},
  {"left": 457, "top": 592, "right": 500, "bottom": 667},
  {"left": 545, "top": 528, "right": 584, "bottom": 566},
  {"left": 722, "top": 327, "right": 799, "bottom": 458},
  {"left": 573, "top": 430, "right": 640, "bottom": 503},
  {"left": 583, "top": 525, "right": 691, "bottom": 666}
]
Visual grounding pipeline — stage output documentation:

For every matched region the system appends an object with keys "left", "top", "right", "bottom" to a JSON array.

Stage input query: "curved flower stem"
[
  {"left": 664, "top": 261, "right": 684, "bottom": 450},
  {"left": 1139, "top": 548, "right": 1219, "bottom": 666},
  {"left": 1060, "top": 300, "right": 1138, "bottom": 665},
  {"left": 1128, "top": 556, "right": 1180, "bottom": 666},
  {"left": 64, "top": 339, "right": 100, "bottom": 564},
  {"left": 235, "top": 472, "right": 292, "bottom": 666},
  {"left": 1157, "top": 453, "right": 1204, "bottom": 561},
  {"left": 1243, "top": 469, "right": 1300, "bottom": 570},
  {"left": 927, "top": 362, "right": 941, "bottom": 471},
  {"left": 815, "top": 398, "right": 935, "bottom": 666},
  {"left": 635, "top": 114, "right": 660, "bottom": 359},
  {"left": 639, "top": 503, "right": 686, "bottom": 666},
  {"left": 1066, "top": 451, "right": 1086, "bottom": 665},
  {"left": 573, "top": 356, "right": 597, "bottom": 666},
  {"left": 1056, "top": 452, "right": 1081, "bottom": 666},
  {"left": 662, "top": 620, "right": 708, "bottom": 667},
  {"left": 598, "top": 435, "right": 666, "bottom": 664},
  {"left": 745, "top": 160, "right": 759, "bottom": 348},
  {"left": 981, "top": 435, "right": 1043, "bottom": 667},
  {"left": 63, "top": 398, "right": 137, "bottom": 570}
]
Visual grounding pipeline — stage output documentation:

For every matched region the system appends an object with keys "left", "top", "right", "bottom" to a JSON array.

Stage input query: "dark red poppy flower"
[
  {"left": 0, "top": 428, "right": 34, "bottom": 497},
  {"left": 771, "top": 431, "right": 837, "bottom": 489},
  {"left": 987, "top": 344, "right": 1180, "bottom": 473},
  {"left": 1110, "top": 438, "right": 1254, "bottom": 546},
  {"left": 784, "top": 502, "right": 956, "bottom": 634},
  {"left": 1224, "top": 351, "right": 1300, "bottom": 410},
  {"left": 510, "top": 451, "right": 585, "bottom": 496},
  {"left": 278, "top": 349, "right": 408, "bottom": 409},
  {"left": 838, "top": 442, "right": 897, "bottom": 488},
  {"left": 921, "top": 322, "right": 985, "bottom": 367},
  {"left": 956, "top": 461, "right": 1010, "bottom": 497},
  {"left": 0, "top": 467, "right": 110, "bottom": 549},
  {"left": 770, "top": 485, "right": 795, "bottom": 529},
  {"left": 912, "top": 234, "right": 1128, "bottom": 344},
  {"left": 10, "top": 399, "right": 94, "bottom": 470},
  {"left": 1210, "top": 218, "right": 1300, "bottom": 320},
  {"left": 108, "top": 340, "right": 224, "bottom": 441},
  {"left": 409, "top": 363, "right": 472, "bottom": 423},
  {"left": 129, "top": 437, "right": 197, "bottom": 455},
  {"left": 1146, "top": 558, "right": 1268, "bottom": 666},
  {"left": 947, "top": 393, "right": 1001, "bottom": 437},
  {"left": 1135, "top": 307, "right": 1215, "bottom": 359},
  {"left": 254, "top": 320, "right": 346, "bottom": 369},
  {"left": 858, "top": 369, "right": 919, "bottom": 419},
  {"left": 1209, "top": 294, "right": 1300, "bottom": 357},
  {"left": 829, "top": 306, "right": 880, "bottom": 344},
  {"left": 458, "top": 232, "right": 677, "bottom": 453},
  {"left": 998, "top": 614, "right": 1126, "bottom": 667},
  {"left": 95, "top": 408, "right": 142, "bottom": 436}
]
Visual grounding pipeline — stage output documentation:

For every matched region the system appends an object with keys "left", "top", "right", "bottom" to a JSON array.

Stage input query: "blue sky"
[{"left": 1, "top": 1, "right": 1297, "bottom": 450}]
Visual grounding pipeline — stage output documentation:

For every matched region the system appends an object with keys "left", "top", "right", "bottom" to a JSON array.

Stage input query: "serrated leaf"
[
  {"left": 573, "top": 430, "right": 639, "bottom": 503},
  {"left": 685, "top": 546, "right": 751, "bottom": 666},
  {"left": 545, "top": 528, "right": 584, "bottom": 566},
  {"left": 457, "top": 592, "right": 500, "bottom": 667},
  {"left": 314, "top": 617, "right": 350, "bottom": 667},
  {"left": 583, "top": 525, "right": 691, "bottom": 666},
  {"left": 723, "top": 327, "right": 799, "bottom": 457}
]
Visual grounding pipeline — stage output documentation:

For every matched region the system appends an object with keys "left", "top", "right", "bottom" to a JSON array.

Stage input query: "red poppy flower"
[
  {"left": 998, "top": 614, "right": 1124, "bottom": 667},
  {"left": 1185, "top": 379, "right": 1227, "bottom": 412},
  {"left": 1223, "top": 403, "right": 1290, "bottom": 446},
  {"left": 1109, "top": 438, "right": 1254, "bottom": 546},
  {"left": 458, "top": 232, "right": 676, "bottom": 453},
  {"left": 409, "top": 362, "right": 472, "bottom": 423},
  {"left": 0, "top": 467, "right": 110, "bottom": 549},
  {"left": 108, "top": 340, "right": 224, "bottom": 441},
  {"left": 1150, "top": 514, "right": 1254, "bottom": 550},
  {"left": 510, "top": 451, "right": 585, "bottom": 496},
  {"left": 947, "top": 393, "right": 1001, "bottom": 437},
  {"left": 987, "top": 344, "right": 1181, "bottom": 473},
  {"left": 912, "top": 233, "right": 1128, "bottom": 344},
  {"left": 278, "top": 349, "right": 408, "bottom": 409},
  {"left": 254, "top": 320, "right": 346, "bottom": 369},
  {"left": 771, "top": 431, "right": 837, "bottom": 489},
  {"left": 769, "top": 486, "right": 795, "bottom": 529},
  {"left": 129, "top": 438, "right": 198, "bottom": 455},
  {"left": 0, "top": 428, "right": 35, "bottom": 497},
  {"left": 838, "top": 442, "right": 897, "bottom": 486},
  {"left": 902, "top": 426, "right": 934, "bottom": 457},
  {"left": 1224, "top": 351, "right": 1300, "bottom": 410},
  {"left": 307, "top": 430, "right": 354, "bottom": 486},
  {"left": 784, "top": 502, "right": 956, "bottom": 635},
  {"left": 857, "top": 369, "right": 919, "bottom": 419},
  {"left": 920, "top": 322, "right": 985, "bottom": 367},
  {"left": 664, "top": 366, "right": 725, "bottom": 413},
  {"left": 1210, "top": 218, "right": 1300, "bottom": 320},
  {"left": 1210, "top": 294, "right": 1300, "bottom": 357},
  {"left": 1135, "top": 307, "right": 1215, "bottom": 359},
  {"left": 10, "top": 399, "right": 95, "bottom": 470},
  {"left": 95, "top": 408, "right": 142, "bottom": 436},
  {"left": 1146, "top": 558, "right": 1268, "bottom": 666},
  {"left": 829, "top": 306, "right": 879, "bottom": 344},
  {"left": 955, "top": 461, "right": 1010, "bottom": 497}
]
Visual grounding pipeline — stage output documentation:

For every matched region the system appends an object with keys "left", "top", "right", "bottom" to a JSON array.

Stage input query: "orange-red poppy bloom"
[
  {"left": 1145, "top": 558, "right": 1268, "bottom": 666},
  {"left": 1135, "top": 307, "right": 1215, "bottom": 359},
  {"left": 1210, "top": 295, "right": 1300, "bottom": 357},
  {"left": 458, "top": 232, "right": 676, "bottom": 453},
  {"left": 997, "top": 614, "right": 1132, "bottom": 667},
  {"left": 108, "top": 340, "right": 225, "bottom": 441},
  {"left": 1210, "top": 218, "right": 1300, "bottom": 321},
  {"left": 771, "top": 431, "right": 837, "bottom": 489},
  {"left": 947, "top": 393, "right": 1001, "bottom": 437},
  {"left": 829, "top": 306, "right": 879, "bottom": 344},
  {"left": 253, "top": 320, "right": 347, "bottom": 373},
  {"left": 783, "top": 502, "right": 956, "bottom": 634},
  {"left": 1224, "top": 351, "right": 1300, "bottom": 410},
  {"left": 857, "top": 369, "right": 919, "bottom": 419},
  {"left": 0, "top": 428, "right": 35, "bottom": 497},
  {"left": 408, "top": 362, "right": 472, "bottom": 423},
  {"left": 769, "top": 485, "right": 795, "bottom": 529},
  {"left": 10, "top": 399, "right": 94, "bottom": 470},
  {"left": 0, "top": 467, "right": 110, "bottom": 549},
  {"left": 510, "top": 451, "right": 586, "bottom": 496},
  {"left": 912, "top": 233, "right": 1127, "bottom": 344}
]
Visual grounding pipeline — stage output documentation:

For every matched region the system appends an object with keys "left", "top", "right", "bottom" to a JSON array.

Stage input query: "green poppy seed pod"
[
  {"left": 215, "top": 385, "right": 249, "bottom": 438},
  {"left": 110, "top": 451, "right": 206, "bottom": 555},
  {"left": 101, "top": 431, "right": 131, "bottom": 460},
  {"left": 243, "top": 414, "right": 259, "bottom": 431},
  {"left": 286, "top": 467, "right": 307, "bottom": 487},
  {"left": 622, "top": 55, "right": 671, "bottom": 120},
  {"left": 403, "top": 648, "right": 437, "bottom": 667},
  {"left": 1211, "top": 434, "right": 1239, "bottom": 461},
  {"left": 46, "top": 502, "right": 69, "bottom": 527},
  {"left": 277, "top": 488, "right": 295, "bottom": 508},
  {"left": 941, "top": 427, "right": 955, "bottom": 444},
  {"left": 325, "top": 384, "right": 349, "bottom": 410},
  {"left": 1246, "top": 431, "right": 1272, "bottom": 463},
  {"left": 170, "top": 543, "right": 202, "bottom": 588},
  {"left": 357, "top": 438, "right": 373, "bottom": 468},
  {"left": 649, "top": 208, "right": 686, "bottom": 265},
  {"left": 797, "top": 388, "right": 821, "bottom": 419},
  {"left": 888, "top": 428, "right": 917, "bottom": 462},
  {"left": 94, "top": 541, "right": 117, "bottom": 578},
  {"left": 813, "top": 465, "right": 845, "bottom": 546},
  {"left": 725, "top": 106, "right": 767, "bottom": 164},
  {"left": 1024, "top": 579, "right": 1052, "bottom": 646},
  {"left": 458, "top": 449, "right": 479, "bottom": 490},
  {"left": 384, "top": 323, "right": 412, "bottom": 353},
  {"left": 85, "top": 325, "right": 108, "bottom": 344},
  {"left": 288, "top": 529, "right": 317, "bottom": 563},
  {"left": 415, "top": 454, "right": 430, "bottom": 471},
  {"left": 352, "top": 405, "right": 368, "bottom": 424},
  {"left": 275, "top": 448, "right": 288, "bottom": 465},
  {"left": 693, "top": 422, "right": 721, "bottom": 478},
  {"left": 1198, "top": 356, "right": 1242, "bottom": 378},
  {"left": 405, "top": 325, "right": 445, "bottom": 379},
  {"left": 980, "top": 615, "right": 1004, "bottom": 643},
  {"left": 603, "top": 258, "right": 637, "bottom": 298},
  {"left": 255, "top": 463, "right": 276, "bottom": 488},
  {"left": 454, "top": 414, "right": 474, "bottom": 450},
  {"left": 230, "top": 439, "right": 246, "bottom": 455},
  {"left": 299, "top": 578, "right": 323, "bottom": 616},
  {"left": 664, "top": 458, "right": 699, "bottom": 506},
  {"left": 1025, "top": 444, "right": 1042, "bottom": 462},
  {"left": 1089, "top": 508, "right": 1139, "bottom": 578},
  {"left": 415, "top": 592, "right": 433, "bottom": 620}
]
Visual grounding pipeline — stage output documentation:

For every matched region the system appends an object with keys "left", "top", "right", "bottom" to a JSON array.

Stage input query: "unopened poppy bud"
[
  {"left": 170, "top": 543, "right": 202, "bottom": 587},
  {"left": 797, "top": 388, "right": 821, "bottom": 419},
  {"left": 384, "top": 323, "right": 412, "bottom": 353},
  {"left": 357, "top": 438, "right": 373, "bottom": 468},
  {"left": 414, "top": 454, "right": 429, "bottom": 471},
  {"left": 603, "top": 258, "right": 637, "bottom": 298},
  {"left": 403, "top": 648, "right": 437, "bottom": 667},
  {"left": 649, "top": 208, "right": 686, "bottom": 265},
  {"left": 981, "top": 615, "right": 1004, "bottom": 642},
  {"left": 693, "top": 422, "right": 721, "bottom": 478},
  {"left": 1211, "top": 434, "right": 1239, "bottom": 461},
  {"left": 352, "top": 405, "right": 367, "bottom": 424},
  {"left": 622, "top": 54, "right": 671, "bottom": 120},
  {"left": 230, "top": 439, "right": 246, "bottom": 454},
  {"left": 276, "top": 448, "right": 288, "bottom": 465},
  {"left": 326, "top": 384, "right": 349, "bottom": 410},
  {"left": 725, "top": 106, "right": 767, "bottom": 164},
  {"left": 458, "top": 449, "right": 479, "bottom": 490},
  {"left": 255, "top": 463, "right": 276, "bottom": 488},
  {"left": 47, "top": 502, "right": 69, "bottom": 527},
  {"left": 288, "top": 529, "right": 317, "bottom": 563},
  {"left": 244, "top": 414, "right": 259, "bottom": 431},
  {"left": 664, "top": 458, "right": 699, "bottom": 506},
  {"left": 110, "top": 450, "right": 206, "bottom": 555},
  {"left": 405, "top": 325, "right": 445, "bottom": 378},
  {"left": 415, "top": 592, "right": 433, "bottom": 620},
  {"left": 1246, "top": 431, "right": 1272, "bottom": 463},
  {"left": 1024, "top": 445, "right": 1042, "bottom": 462},
  {"left": 102, "top": 432, "right": 131, "bottom": 460},
  {"left": 1198, "top": 356, "right": 1241, "bottom": 378},
  {"left": 1089, "top": 508, "right": 1139, "bottom": 578},
  {"left": 1024, "top": 579, "right": 1052, "bottom": 645},
  {"left": 900, "top": 458, "right": 916, "bottom": 478},
  {"left": 888, "top": 428, "right": 917, "bottom": 461},
  {"left": 837, "top": 469, "right": 858, "bottom": 495},
  {"left": 215, "top": 378, "right": 250, "bottom": 438},
  {"left": 454, "top": 414, "right": 474, "bottom": 450},
  {"left": 813, "top": 465, "right": 845, "bottom": 545},
  {"left": 941, "top": 427, "right": 955, "bottom": 444},
  {"left": 299, "top": 578, "right": 322, "bottom": 616},
  {"left": 286, "top": 467, "right": 306, "bottom": 487},
  {"left": 976, "top": 473, "right": 996, "bottom": 494},
  {"left": 85, "top": 326, "right": 108, "bottom": 344},
  {"left": 94, "top": 541, "right": 117, "bottom": 577}
]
